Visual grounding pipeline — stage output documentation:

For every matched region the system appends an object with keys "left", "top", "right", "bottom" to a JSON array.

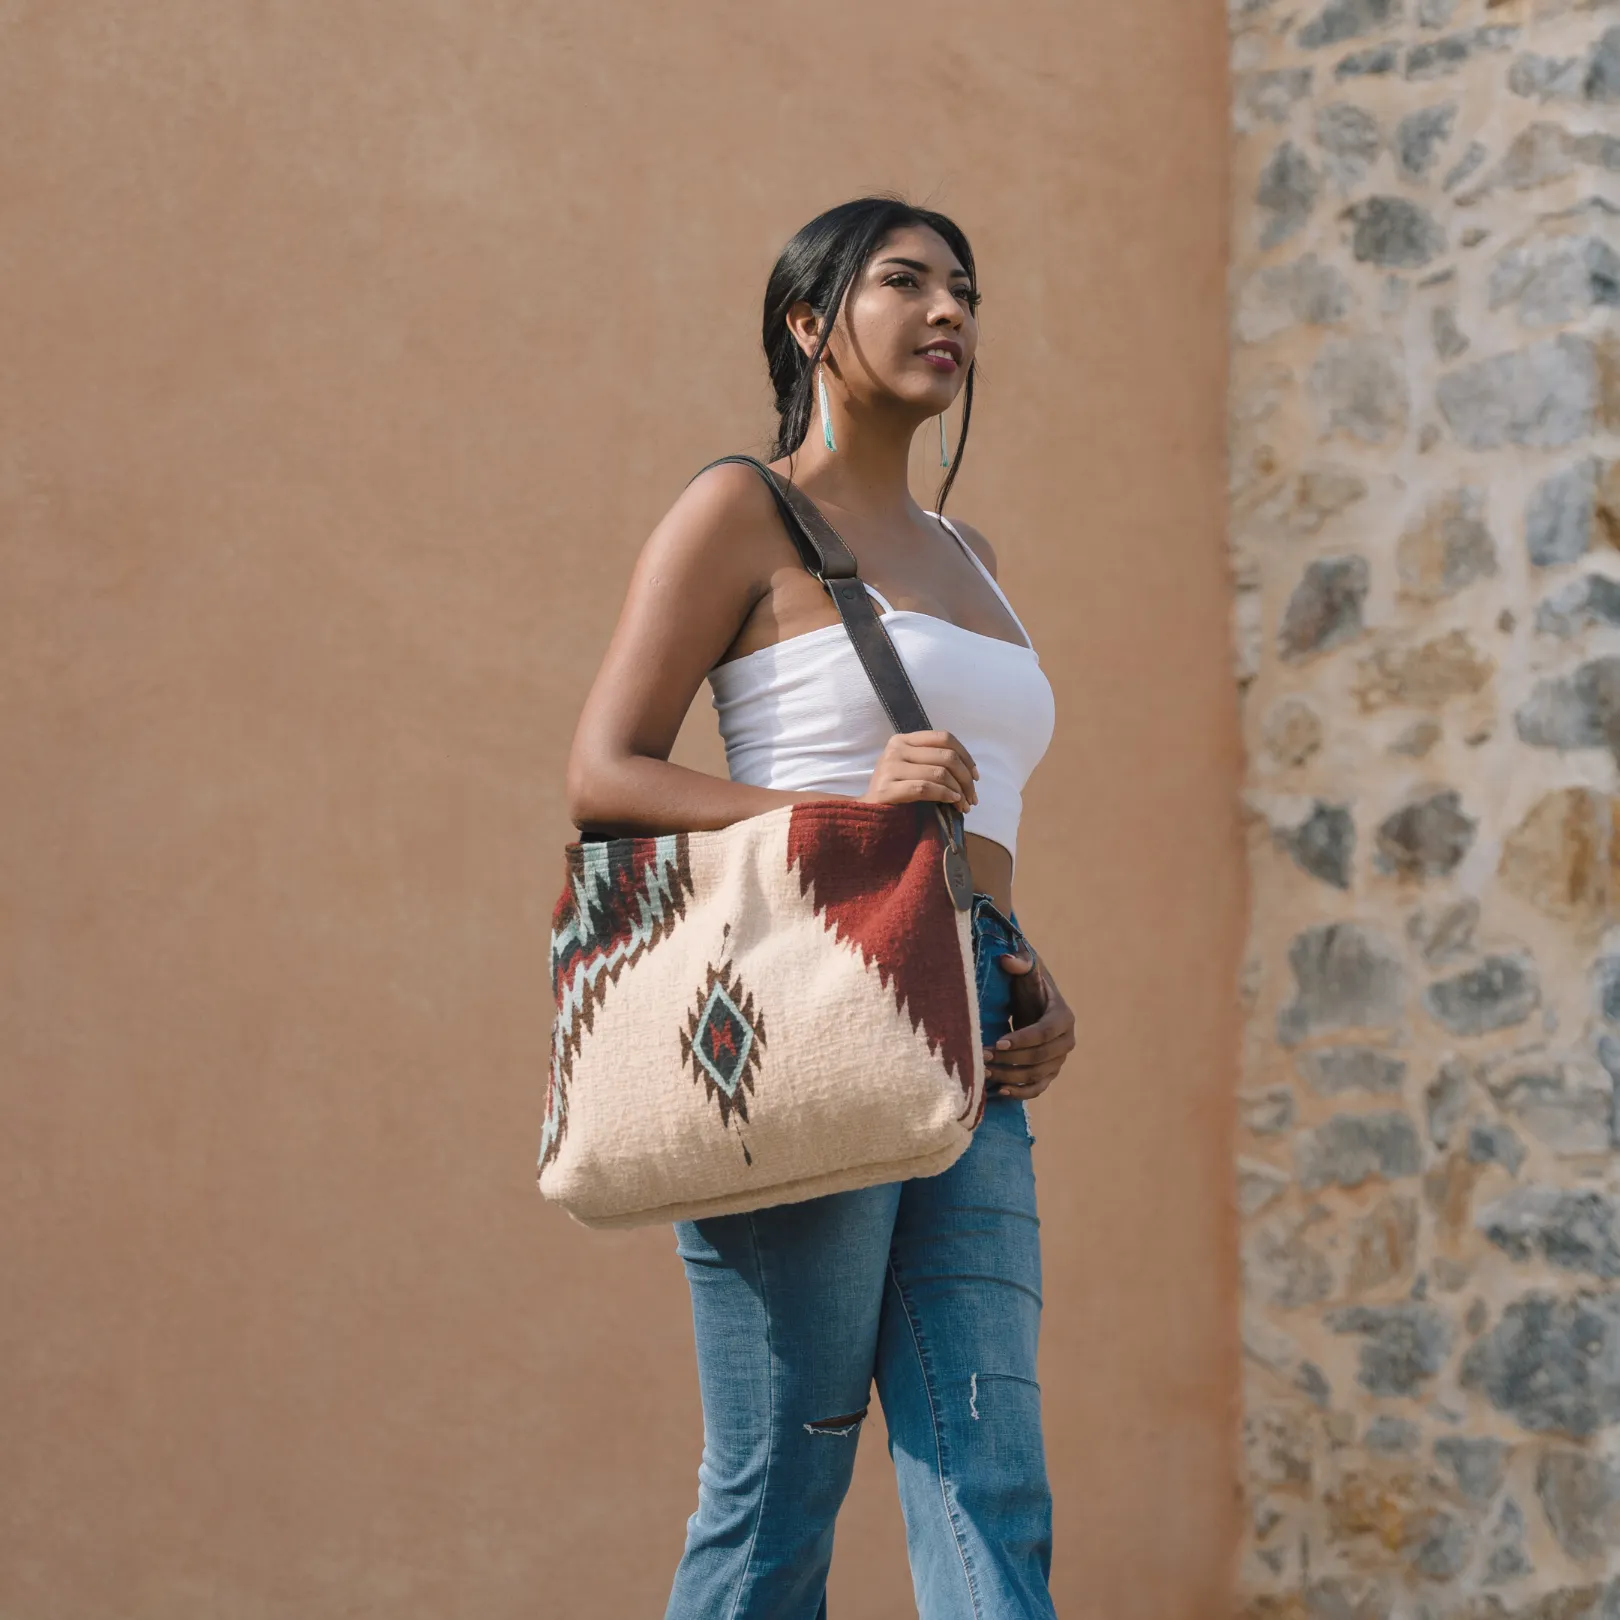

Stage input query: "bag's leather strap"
[
  {"left": 688, "top": 453, "right": 966, "bottom": 853},
  {"left": 691, "top": 454, "right": 935, "bottom": 736}
]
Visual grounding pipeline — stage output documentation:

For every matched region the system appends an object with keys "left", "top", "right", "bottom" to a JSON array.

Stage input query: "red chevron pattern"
[{"left": 786, "top": 803, "right": 975, "bottom": 1106}]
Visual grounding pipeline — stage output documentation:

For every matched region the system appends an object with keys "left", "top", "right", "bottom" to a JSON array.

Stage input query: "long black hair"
[{"left": 762, "top": 196, "right": 978, "bottom": 513}]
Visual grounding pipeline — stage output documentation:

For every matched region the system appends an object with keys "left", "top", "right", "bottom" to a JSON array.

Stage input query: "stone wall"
[{"left": 1228, "top": 1, "right": 1620, "bottom": 1614}]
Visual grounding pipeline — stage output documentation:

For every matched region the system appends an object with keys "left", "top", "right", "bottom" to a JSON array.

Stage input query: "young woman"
[{"left": 565, "top": 196, "right": 1074, "bottom": 1620}]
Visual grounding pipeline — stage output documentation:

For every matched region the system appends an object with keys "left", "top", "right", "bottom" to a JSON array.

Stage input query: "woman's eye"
[{"left": 884, "top": 273, "right": 919, "bottom": 289}]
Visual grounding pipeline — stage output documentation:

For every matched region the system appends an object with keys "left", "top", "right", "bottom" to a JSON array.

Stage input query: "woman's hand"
[
  {"left": 860, "top": 729, "right": 979, "bottom": 809},
  {"left": 985, "top": 950, "right": 1075, "bottom": 1100}
]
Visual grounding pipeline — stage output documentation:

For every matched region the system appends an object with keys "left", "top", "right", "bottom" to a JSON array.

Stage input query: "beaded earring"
[
  {"left": 818, "top": 365, "right": 837, "bottom": 453},
  {"left": 938, "top": 411, "right": 951, "bottom": 468}
]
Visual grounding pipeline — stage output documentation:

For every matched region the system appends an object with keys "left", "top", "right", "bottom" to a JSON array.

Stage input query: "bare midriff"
[{"left": 966, "top": 831, "right": 1015, "bottom": 920}]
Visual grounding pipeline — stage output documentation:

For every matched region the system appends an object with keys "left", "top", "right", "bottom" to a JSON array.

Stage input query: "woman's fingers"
[
  {"left": 984, "top": 1035, "right": 1073, "bottom": 1072},
  {"left": 901, "top": 729, "right": 979, "bottom": 777},
  {"left": 992, "top": 1077, "right": 1056, "bottom": 1099},
  {"left": 898, "top": 745, "right": 978, "bottom": 805}
]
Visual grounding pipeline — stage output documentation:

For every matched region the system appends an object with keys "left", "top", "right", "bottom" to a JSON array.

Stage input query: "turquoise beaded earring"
[
  {"left": 817, "top": 365, "right": 837, "bottom": 453},
  {"left": 938, "top": 410, "right": 951, "bottom": 468}
]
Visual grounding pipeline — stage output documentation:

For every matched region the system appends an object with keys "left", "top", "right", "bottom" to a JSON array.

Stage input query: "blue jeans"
[{"left": 665, "top": 894, "right": 1055, "bottom": 1620}]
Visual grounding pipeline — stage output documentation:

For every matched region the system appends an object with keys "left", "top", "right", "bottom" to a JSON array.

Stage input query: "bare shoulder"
[
  {"left": 937, "top": 512, "right": 999, "bottom": 577},
  {"left": 636, "top": 459, "right": 791, "bottom": 587}
]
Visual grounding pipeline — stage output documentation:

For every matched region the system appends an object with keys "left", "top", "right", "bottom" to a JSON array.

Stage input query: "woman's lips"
[{"left": 918, "top": 348, "right": 960, "bottom": 371}]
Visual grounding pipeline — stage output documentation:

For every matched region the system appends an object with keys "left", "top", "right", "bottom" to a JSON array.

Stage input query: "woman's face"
[{"left": 796, "top": 224, "right": 978, "bottom": 421}]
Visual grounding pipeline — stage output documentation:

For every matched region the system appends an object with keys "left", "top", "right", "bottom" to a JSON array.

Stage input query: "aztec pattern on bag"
[{"left": 538, "top": 800, "right": 984, "bottom": 1229}]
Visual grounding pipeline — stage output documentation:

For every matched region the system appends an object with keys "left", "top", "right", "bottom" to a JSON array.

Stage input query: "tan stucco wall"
[{"left": 0, "top": 5, "right": 1243, "bottom": 1616}]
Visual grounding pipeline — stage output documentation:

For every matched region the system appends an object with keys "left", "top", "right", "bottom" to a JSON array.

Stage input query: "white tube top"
[{"left": 707, "top": 513, "right": 1056, "bottom": 866}]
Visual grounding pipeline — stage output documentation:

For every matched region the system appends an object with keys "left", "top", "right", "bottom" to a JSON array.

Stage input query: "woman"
[{"left": 564, "top": 196, "right": 1075, "bottom": 1619}]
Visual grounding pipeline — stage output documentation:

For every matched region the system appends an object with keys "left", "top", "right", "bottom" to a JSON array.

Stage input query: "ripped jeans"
[{"left": 664, "top": 894, "right": 1055, "bottom": 1620}]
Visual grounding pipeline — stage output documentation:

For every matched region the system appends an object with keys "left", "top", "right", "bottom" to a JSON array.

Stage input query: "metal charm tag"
[{"left": 942, "top": 842, "right": 974, "bottom": 912}]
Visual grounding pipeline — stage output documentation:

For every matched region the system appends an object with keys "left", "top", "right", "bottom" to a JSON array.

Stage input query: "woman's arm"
[
  {"left": 565, "top": 464, "right": 827, "bottom": 837},
  {"left": 568, "top": 464, "right": 983, "bottom": 839}
]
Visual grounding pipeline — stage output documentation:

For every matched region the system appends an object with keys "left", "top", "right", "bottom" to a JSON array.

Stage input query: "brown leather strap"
[
  {"left": 689, "top": 454, "right": 967, "bottom": 855},
  {"left": 692, "top": 454, "right": 934, "bottom": 735}
]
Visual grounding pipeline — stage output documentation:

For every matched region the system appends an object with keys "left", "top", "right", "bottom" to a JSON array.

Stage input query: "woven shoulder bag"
[{"left": 536, "top": 455, "right": 987, "bottom": 1229}]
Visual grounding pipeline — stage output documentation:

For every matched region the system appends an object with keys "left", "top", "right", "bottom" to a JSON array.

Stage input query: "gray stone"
[
  {"left": 1236, "top": 254, "right": 1354, "bottom": 343},
  {"left": 1490, "top": 236, "right": 1620, "bottom": 328},
  {"left": 1252, "top": 1496, "right": 1283, "bottom": 1540},
  {"left": 1484, "top": 1055, "right": 1615, "bottom": 1158},
  {"left": 1432, "top": 304, "right": 1469, "bottom": 360},
  {"left": 1461, "top": 1291, "right": 1620, "bottom": 1437},
  {"left": 1395, "top": 103, "right": 1456, "bottom": 179},
  {"left": 1536, "top": 574, "right": 1620, "bottom": 639},
  {"left": 1237, "top": 66, "right": 1316, "bottom": 127},
  {"left": 1426, "top": 1058, "right": 1472, "bottom": 1149},
  {"left": 1245, "top": 1404, "right": 1314, "bottom": 1486},
  {"left": 1242, "top": 1086, "right": 1297, "bottom": 1135},
  {"left": 1278, "top": 922, "right": 1406, "bottom": 1046},
  {"left": 1443, "top": 139, "right": 1488, "bottom": 193},
  {"left": 1345, "top": 196, "right": 1447, "bottom": 268},
  {"left": 1600, "top": 1037, "right": 1620, "bottom": 1150},
  {"left": 1415, "top": 0, "right": 1453, "bottom": 24},
  {"left": 1407, "top": 897, "right": 1479, "bottom": 965},
  {"left": 1527, "top": 461, "right": 1600, "bottom": 568},
  {"left": 1253, "top": 464, "right": 1369, "bottom": 538},
  {"left": 1468, "top": 1121, "right": 1527, "bottom": 1175},
  {"left": 1279, "top": 556, "right": 1369, "bottom": 661},
  {"left": 1349, "top": 1195, "right": 1421, "bottom": 1293},
  {"left": 1481, "top": 1496, "right": 1534, "bottom": 1585},
  {"left": 1411, "top": 1509, "right": 1473, "bottom": 1579},
  {"left": 1478, "top": 1187, "right": 1620, "bottom": 1279},
  {"left": 1310, "top": 335, "right": 1409, "bottom": 443},
  {"left": 1237, "top": 1156, "right": 1292, "bottom": 1216},
  {"left": 1510, "top": 53, "right": 1588, "bottom": 102},
  {"left": 1391, "top": 718, "right": 1442, "bottom": 757},
  {"left": 1296, "top": 1111, "right": 1423, "bottom": 1190},
  {"left": 1589, "top": 25, "right": 1620, "bottom": 104},
  {"left": 1366, "top": 1413, "right": 1421, "bottom": 1453},
  {"left": 1298, "top": 0, "right": 1402, "bottom": 50},
  {"left": 1336, "top": 44, "right": 1400, "bottom": 78},
  {"left": 1416, "top": 420, "right": 1483, "bottom": 535},
  {"left": 1515, "top": 657, "right": 1620, "bottom": 755},
  {"left": 1424, "top": 955, "right": 1540, "bottom": 1037},
  {"left": 1259, "top": 140, "right": 1320, "bottom": 248},
  {"left": 1245, "top": 1214, "right": 1335, "bottom": 1306},
  {"left": 1375, "top": 790, "right": 1477, "bottom": 878},
  {"left": 1436, "top": 336, "right": 1599, "bottom": 452},
  {"left": 1407, "top": 26, "right": 1521, "bottom": 82},
  {"left": 1287, "top": 802, "right": 1355, "bottom": 888},
  {"left": 1317, "top": 103, "right": 1382, "bottom": 191},
  {"left": 1574, "top": 132, "right": 1620, "bottom": 174},
  {"left": 1328, "top": 1302, "right": 1453, "bottom": 1395},
  {"left": 1305, "top": 1576, "right": 1398, "bottom": 1618},
  {"left": 1263, "top": 697, "right": 1324, "bottom": 766},
  {"left": 1435, "top": 1435, "right": 1511, "bottom": 1503},
  {"left": 1537, "top": 1449, "right": 1620, "bottom": 1562},
  {"left": 1599, "top": 963, "right": 1620, "bottom": 1026},
  {"left": 1297, "top": 1044, "right": 1407, "bottom": 1096},
  {"left": 1464, "top": 122, "right": 1618, "bottom": 200},
  {"left": 1468, "top": 1298, "right": 1489, "bottom": 1334},
  {"left": 1298, "top": 1360, "right": 1332, "bottom": 1407}
]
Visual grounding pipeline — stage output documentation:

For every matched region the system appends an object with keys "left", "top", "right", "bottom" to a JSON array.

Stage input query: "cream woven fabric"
[{"left": 538, "top": 801, "right": 985, "bottom": 1229}]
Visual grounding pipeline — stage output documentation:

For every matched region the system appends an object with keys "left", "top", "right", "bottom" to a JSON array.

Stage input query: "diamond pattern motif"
[{"left": 680, "top": 958, "right": 767, "bottom": 1159}]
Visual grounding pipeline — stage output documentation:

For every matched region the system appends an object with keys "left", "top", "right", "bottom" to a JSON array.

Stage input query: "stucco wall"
[{"left": 0, "top": 5, "right": 1241, "bottom": 1616}]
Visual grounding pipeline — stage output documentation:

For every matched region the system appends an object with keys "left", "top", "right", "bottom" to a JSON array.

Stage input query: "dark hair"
[{"left": 762, "top": 195, "right": 978, "bottom": 512}]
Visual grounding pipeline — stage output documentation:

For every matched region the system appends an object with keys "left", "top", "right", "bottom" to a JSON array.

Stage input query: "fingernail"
[{"left": 997, "top": 1038, "right": 1011, "bottom": 1049}]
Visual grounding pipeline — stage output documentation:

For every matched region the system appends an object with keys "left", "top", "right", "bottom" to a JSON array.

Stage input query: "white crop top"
[{"left": 707, "top": 513, "right": 1056, "bottom": 867}]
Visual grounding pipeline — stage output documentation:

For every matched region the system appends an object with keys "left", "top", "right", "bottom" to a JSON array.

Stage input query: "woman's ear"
[{"left": 785, "top": 301, "right": 824, "bottom": 362}]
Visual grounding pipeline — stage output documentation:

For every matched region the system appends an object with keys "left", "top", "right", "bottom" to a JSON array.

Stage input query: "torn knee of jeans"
[{"left": 803, "top": 1406, "right": 868, "bottom": 1437}]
